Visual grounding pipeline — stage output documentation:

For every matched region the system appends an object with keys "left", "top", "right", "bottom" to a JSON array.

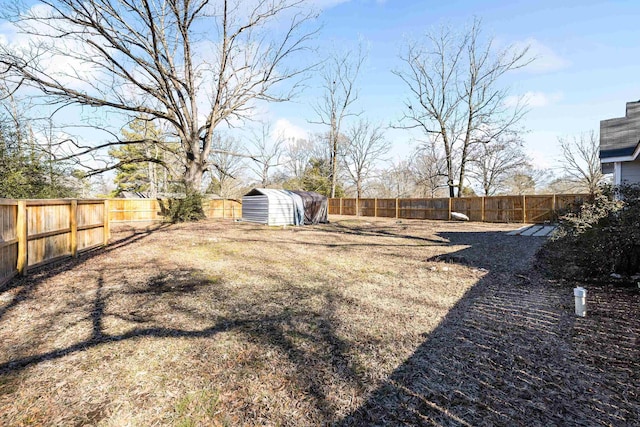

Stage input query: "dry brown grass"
[{"left": 0, "top": 216, "right": 638, "bottom": 426}]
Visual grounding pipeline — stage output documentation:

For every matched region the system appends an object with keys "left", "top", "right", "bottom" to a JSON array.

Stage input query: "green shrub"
[
  {"left": 541, "top": 184, "right": 640, "bottom": 279},
  {"left": 159, "top": 192, "right": 206, "bottom": 223}
]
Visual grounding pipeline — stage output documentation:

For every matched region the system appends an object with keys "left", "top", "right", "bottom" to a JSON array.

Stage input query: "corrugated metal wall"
[
  {"left": 267, "top": 194, "right": 294, "bottom": 226},
  {"left": 241, "top": 195, "right": 269, "bottom": 224},
  {"left": 241, "top": 190, "right": 296, "bottom": 226}
]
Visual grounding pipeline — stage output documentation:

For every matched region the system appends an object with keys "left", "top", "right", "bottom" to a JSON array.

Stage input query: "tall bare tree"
[
  {"left": 247, "top": 122, "right": 285, "bottom": 187},
  {"left": 372, "top": 160, "right": 415, "bottom": 198},
  {"left": 341, "top": 119, "right": 389, "bottom": 198},
  {"left": 207, "top": 133, "right": 245, "bottom": 199},
  {"left": 312, "top": 44, "right": 365, "bottom": 197},
  {"left": 410, "top": 141, "right": 448, "bottom": 197},
  {"left": 283, "top": 136, "right": 315, "bottom": 182},
  {"left": 394, "top": 18, "right": 530, "bottom": 197},
  {"left": 468, "top": 135, "right": 530, "bottom": 195},
  {"left": 0, "top": 0, "right": 317, "bottom": 195},
  {"left": 559, "top": 130, "right": 604, "bottom": 195}
]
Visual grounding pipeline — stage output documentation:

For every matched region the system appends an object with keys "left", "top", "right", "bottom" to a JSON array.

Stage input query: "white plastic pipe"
[{"left": 574, "top": 287, "right": 587, "bottom": 317}]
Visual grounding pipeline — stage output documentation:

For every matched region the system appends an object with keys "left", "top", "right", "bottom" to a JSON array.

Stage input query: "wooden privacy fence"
[
  {"left": 108, "top": 198, "right": 241, "bottom": 223},
  {"left": 329, "top": 194, "right": 588, "bottom": 223},
  {"left": 0, "top": 199, "right": 108, "bottom": 287},
  {"left": 0, "top": 198, "right": 241, "bottom": 286}
]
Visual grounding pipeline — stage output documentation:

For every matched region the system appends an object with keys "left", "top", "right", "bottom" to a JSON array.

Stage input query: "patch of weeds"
[{"left": 174, "top": 388, "right": 221, "bottom": 426}]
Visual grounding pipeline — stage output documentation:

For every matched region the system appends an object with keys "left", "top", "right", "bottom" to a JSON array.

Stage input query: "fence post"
[
  {"left": 481, "top": 197, "right": 485, "bottom": 222},
  {"left": 374, "top": 198, "right": 378, "bottom": 217},
  {"left": 103, "top": 200, "right": 110, "bottom": 245},
  {"left": 222, "top": 199, "right": 226, "bottom": 219},
  {"left": 70, "top": 200, "right": 78, "bottom": 257},
  {"left": 522, "top": 195, "right": 527, "bottom": 223},
  {"left": 448, "top": 198, "right": 452, "bottom": 221},
  {"left": 395, "top": 198, "right": 399, "bottom": 219},
  {"left": 552, "top": 194, "right": 557, "bottom": 218},
  {"left": 355, "top": 198, "right": 359, "bottom": 217},
  {"left": 339, "top": 198, "right": 343, "bottom": 215},
  {"left": 16, "top": 201, "right": 28, "bottom": 276}
]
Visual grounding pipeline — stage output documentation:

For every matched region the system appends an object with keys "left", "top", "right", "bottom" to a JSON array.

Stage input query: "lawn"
[{"left": 0, "top": 217, "right": 638, "bottom": 426}]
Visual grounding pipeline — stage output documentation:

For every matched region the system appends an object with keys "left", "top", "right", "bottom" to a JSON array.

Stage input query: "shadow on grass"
[
  {"left": 0, "top": 223, "right": 172, "bottom": 324},
  {"left": 0, "top": 225, "right": 638, "bottom": 426},
  {"left": 336, "top": 231, "right": 640, "bottom": 426}
]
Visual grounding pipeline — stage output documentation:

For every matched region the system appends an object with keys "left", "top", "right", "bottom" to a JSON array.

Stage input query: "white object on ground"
[
  {"left": 574, "top": 287, "right": 587, "bottom": 317},
  {"left": 451, "top": 212, "right": 469, "bottom": 221}
]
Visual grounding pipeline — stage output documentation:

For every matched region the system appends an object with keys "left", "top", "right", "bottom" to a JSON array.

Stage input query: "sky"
[
  {"left": 2, "top": 0, "right": 640, "bottom": 182},
  {"left": 267, "top": 0, "right": 640, "bottom": 171}
]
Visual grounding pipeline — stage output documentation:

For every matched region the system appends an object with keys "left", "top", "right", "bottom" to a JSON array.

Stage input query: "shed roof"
[{"left": 244, "top": 188, "right": 293, "bottom": 202}]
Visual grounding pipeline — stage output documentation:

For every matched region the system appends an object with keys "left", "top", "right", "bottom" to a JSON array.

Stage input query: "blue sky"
[
  {"left": 2, "top": 0, "right": 638, "bottom": 179},
  {"left": 269, "top": 0, "right": 640, "bottom": 170}
]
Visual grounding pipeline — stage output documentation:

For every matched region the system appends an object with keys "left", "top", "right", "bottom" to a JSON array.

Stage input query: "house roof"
[
  {"left": 600, "top": 101, "right": 640, "bottom": 162},
  {"left": 600, "top": 142, "right": 640, "bottom": 159}
]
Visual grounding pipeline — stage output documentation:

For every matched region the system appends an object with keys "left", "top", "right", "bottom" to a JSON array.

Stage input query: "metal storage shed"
[{"left": 242, "top": 188, "right": 297, "bottom": 226}]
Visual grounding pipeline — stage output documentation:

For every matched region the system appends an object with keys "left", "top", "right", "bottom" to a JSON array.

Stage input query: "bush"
[
  {"left": 159, "top": 192, "right": 206, "bottom": 223},
  {"left": 541, "top": 184, "right": 640, "bottom": 279}
]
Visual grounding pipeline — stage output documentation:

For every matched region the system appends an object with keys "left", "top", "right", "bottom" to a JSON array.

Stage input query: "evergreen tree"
[
  {"left": 0, "top": 111, "right": 78, "bottom": 199},
  {"left": 110, "top": 118, "right": 180, "bottom": 196}
]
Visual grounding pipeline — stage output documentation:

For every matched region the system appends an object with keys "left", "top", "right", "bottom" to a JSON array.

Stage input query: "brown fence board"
[
  {"left": 204, "top": 200, "right": 241, "bottom": 219},
  {"left": 109, "top": 198, "right": 241, "bottom": 222},
  {"left": 376, "top": 198, "right": 397, "bottom": 218},
  {"left": 328, "top": 198, "right": 341, "bottom": 215},
  {"left": 330, "top": 194, "right": 588, "bottom": 223},
  {"left": 0, "top": 201, "right": 18, "bottom": 286}
]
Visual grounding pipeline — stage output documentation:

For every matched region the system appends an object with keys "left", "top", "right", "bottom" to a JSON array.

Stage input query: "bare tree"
[
  {"left": 283, "top": 136, "right": 315, "bottom": 182},
  {"left": 559, "top": 130, "right": 604, "bottom": 195},
  {"left": 312, "top": 44, "right": 366, "bottom": 197},
  {"left": 468, "top": 135, "right": 530, "bottom": 195},
  {"left": 502, "top": 167, "right": 547, "bottom": 195},
  {"left": 394, "top": 18, "right": 530, "bottom": 197},
  {"left": 372, "top": 160, "right": 415, "bottom": 198},
  {"left": 0, "top": 0, "right": 317, "bottom": 195},
  {"left": 410, "top": 142, "right": 448, "bottom": 197},
  {"left": 207, "top": 134, "right": 246, "bottom": 199},
  {"left": 341, "top": 119, "right": 389, "bottom": 198},
  {"left": 247, "top": 122, "right": 285, "bottom": 187}
]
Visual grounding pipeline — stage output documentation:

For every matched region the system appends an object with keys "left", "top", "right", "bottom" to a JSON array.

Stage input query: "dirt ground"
[{"left": 0, "top": 216, "right": 638, "bottom": 426}]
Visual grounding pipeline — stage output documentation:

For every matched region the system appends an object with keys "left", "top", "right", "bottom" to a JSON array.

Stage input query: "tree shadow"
[
  {"left": 0, "top": 223, "right": 171, "bottom": 324},
  {"left": 0, "top": 254, "right": 365, "bottom": 422},
  {"left": 2, "top": 225, "right": 637, "bottom": 425},
  {"left": 336, "top": 231, "right": 640, "bottom": 426}
]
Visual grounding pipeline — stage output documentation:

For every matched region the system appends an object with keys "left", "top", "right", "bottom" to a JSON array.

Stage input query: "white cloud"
[
  {"left": 513, "top": 38, "right": 570, "bottom": 74},
  {"left": 527, "top": 149, "right": 553, "bottom": 170},
  {"left": 273, "top": 118, "right": 309, "bottom": 141},
  {"left": 505, "top": 91, "right": 564, "bottom": 108}
]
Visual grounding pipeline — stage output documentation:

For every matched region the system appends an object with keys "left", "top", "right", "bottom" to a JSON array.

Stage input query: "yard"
[{"left": 0, "top": 217, "right": 638, "bottom": 426}]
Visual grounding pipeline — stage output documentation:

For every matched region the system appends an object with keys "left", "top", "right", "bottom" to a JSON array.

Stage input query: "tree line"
[{"left": 0, "top": 1, "right": 603, "bottom": 201}]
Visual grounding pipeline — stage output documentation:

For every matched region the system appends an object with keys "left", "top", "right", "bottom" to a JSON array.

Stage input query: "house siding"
[{"left": 621, "top": 160, "right": 640, "bottom": 184}]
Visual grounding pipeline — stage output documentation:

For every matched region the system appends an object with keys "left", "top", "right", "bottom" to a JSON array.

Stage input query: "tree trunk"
[
  {"left": 330, "top": 130, "right": 338, "bottom": 198},
  {"left": 184, "top": 158, "right": 205, "bottom": 194}
]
